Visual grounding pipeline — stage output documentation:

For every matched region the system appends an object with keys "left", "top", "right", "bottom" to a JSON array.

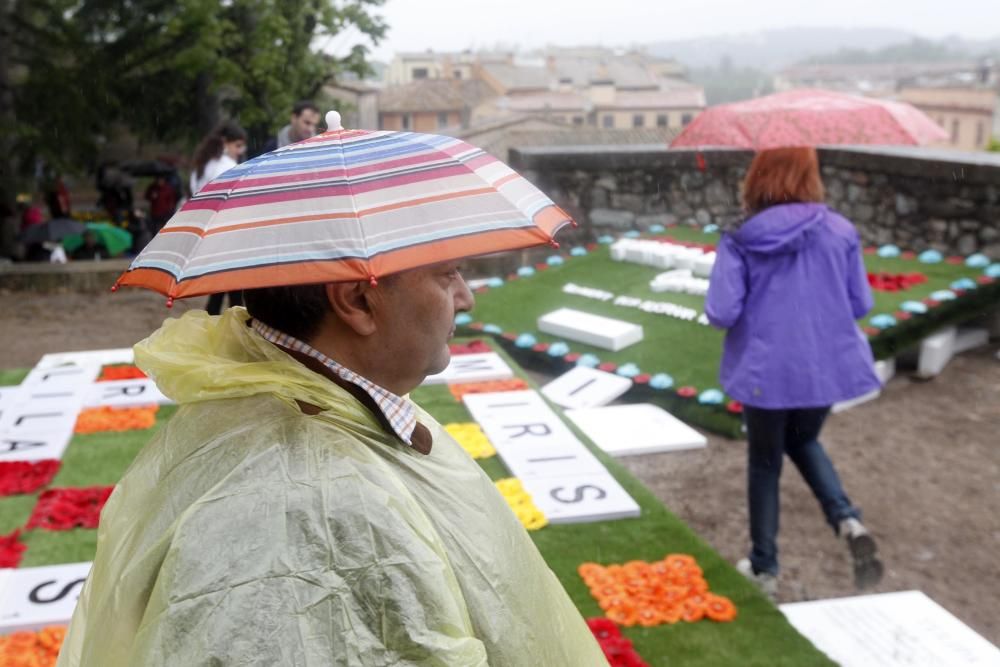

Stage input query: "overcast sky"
[{"left": 322, "top": 0, "right": 1000, "bottom": 61}]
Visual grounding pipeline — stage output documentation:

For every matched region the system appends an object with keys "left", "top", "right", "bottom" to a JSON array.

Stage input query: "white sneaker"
[
  {"left": 736, "top": 558, "right": 778, "bottom": 599},
  {"left": 839, "top": 518, "right": 884, "bottom": 589}
]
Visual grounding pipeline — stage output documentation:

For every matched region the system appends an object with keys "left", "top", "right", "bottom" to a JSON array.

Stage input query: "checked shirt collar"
[{"left": 251, "top": 319, "right": 419, "bottom": 447}]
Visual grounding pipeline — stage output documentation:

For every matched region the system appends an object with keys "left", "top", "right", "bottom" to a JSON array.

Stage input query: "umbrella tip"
[
  {"left": 326, "top": 110, "right": 343, "bottom": 131},
  {"left": 165, "top": 297, "right": 175, "bottom": 308},
  {"left": 549, "top": 240, "right": 560, "bottom": 249},
  {"left": 110, "top": 284, "right": 119, "bottom": 293},
  {"left": 368, "top": 274, "right": 378, "bottom": 288}
]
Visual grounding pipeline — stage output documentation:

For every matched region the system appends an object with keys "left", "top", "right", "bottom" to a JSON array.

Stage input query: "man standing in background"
[{"left": 262, "top": 100, "right": 321, "bottom": 153}]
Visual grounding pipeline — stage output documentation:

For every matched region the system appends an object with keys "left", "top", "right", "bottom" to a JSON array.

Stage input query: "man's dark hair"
[
  {"left": 244, "top": 284, "right": 329, "bottom": 341},
  {"left": 292, "top": 100, "right": 320, "bottom": 117}
]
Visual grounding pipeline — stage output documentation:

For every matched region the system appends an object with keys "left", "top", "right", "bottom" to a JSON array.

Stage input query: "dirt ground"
[{"left": 2, "top": 289, "right": 998, "bottom": 645}]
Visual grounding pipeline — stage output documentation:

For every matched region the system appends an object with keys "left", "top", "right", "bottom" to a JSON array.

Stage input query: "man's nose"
[{"left": 455, "top": 276, "right": 475, "bottom": 312}]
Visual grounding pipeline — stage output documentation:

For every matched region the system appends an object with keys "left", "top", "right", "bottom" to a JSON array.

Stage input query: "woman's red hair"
[{"left": 741, "top": 147, "right": 825, "bottom": 214}]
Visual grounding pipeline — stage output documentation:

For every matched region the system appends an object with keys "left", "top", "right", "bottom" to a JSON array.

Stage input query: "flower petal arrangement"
[
  {"left": 447, "top": 378, "right": 529, "bottom": 402},
  {"left": 585, "top": 618, "right": 651, "bottom": 667},
  {"left": 0, "top": 529, "right": 27, "bottom": 567},
  {"left": 0, "top": 460, "right": 60, "bottom": 497},
  {"left": 494, "top": 478, "right": 548, "bottom": 531},
  {"left": 0, "top": 625, "right": 66, "bottom": 667},
  {"left": 96, "top": 364, "right": 147, "bottom": 382},
  {"left": 579, "top": 554, "right": 737, "bottom": 627},
  {"left": 26, "top": 487, "right": 114, "bottom": 531},
  {"left": 74, "top": 405, "right": 159, "bottom": 434},
  {"left": 443, "top": 423, "right": 497, "bottom": 459}
]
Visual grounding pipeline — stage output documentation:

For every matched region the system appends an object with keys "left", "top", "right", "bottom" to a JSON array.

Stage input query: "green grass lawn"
[
  {"left": 462, "top": 226, "right": 995, "bottom": 429},
  {"left": 0, "top": 348, "right": 834, "bottom": 665}
]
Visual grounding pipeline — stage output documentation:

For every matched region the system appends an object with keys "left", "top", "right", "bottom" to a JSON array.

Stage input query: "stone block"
[
  {"left": 895, "top": 193, "right": 917, "bottom": 216},
  {"left": 589, "top": 208, "right": 635, "bottom": 229},
  {"left": 695, "top": 209, "right": 712, "bottom": 226},
  {"left": 847, "top": 183, "right": 866, "bottom": 203},
  {"left": 610, "top": 193, "right": 645, "bottom": 213},
  {"left": 589, "top": 187, "right": 609, "bottom": 209},
  {"left": 636, "top": 213, "right": 676, "bottom": 228},
  {"left": 538, "top": 308, "right": 644, "bottom": 352},
  {"left": 957, "top": 234, "right": 978, "bottom": 256}
]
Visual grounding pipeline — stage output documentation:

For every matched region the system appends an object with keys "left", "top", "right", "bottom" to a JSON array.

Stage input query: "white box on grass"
[
  {"left": 498, "top": 443, "right": 608, "bottom": 480},
  {"left": 85, "top": 379, "right": 172, "bottom": 407},
  {"left": 34, "top": 348, "right": 134, "bottom": 370},
  {"left": 520, "top": 472, "right": 641, "bottom": 523},
  {"left": 464, "top": 391, "right": 581, "bottom": 450},
  {"left": 541, "top": 366, "right": 632, "bottom": 410},
  {"left": 20, "top": 364, "right": 100, "bottom": 392},
  {"left": 537, "top": 308, "right": 643, "bottom": 352},
  {"left": 0, "top": 562, "right": 92, "bottom": 634},
  {"left": 422, "top": 353, "right": 514, "bottom": 385},
  {"left": 0, "top": 431, "right": 73, "bottom": 463},
  {"left": 780, "top": 591, "right": 1000, "bottom": 667},
  {"left": 916, "top": 327, "right": 956, "bottom": 379},
  {"left": 565, "top": 403, "right": 707, "bottom": 457}
]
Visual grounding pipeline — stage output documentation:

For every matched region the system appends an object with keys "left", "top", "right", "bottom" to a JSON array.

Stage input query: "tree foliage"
[{"left": 1, "top": 0, "right": 386, "bottom": 176}]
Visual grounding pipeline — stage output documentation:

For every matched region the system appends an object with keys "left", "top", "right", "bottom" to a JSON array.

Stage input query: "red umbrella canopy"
[{"left": 670, "top": 89, "right": 949, "bottom": 151}]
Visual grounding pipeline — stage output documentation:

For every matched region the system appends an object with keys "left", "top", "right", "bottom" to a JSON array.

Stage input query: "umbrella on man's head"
[
  {"left": 670, "top": 89, "right": 949, "bottom": 151},
  {"left": 116, "top": 111, "right": 573, "bottom": 305}
]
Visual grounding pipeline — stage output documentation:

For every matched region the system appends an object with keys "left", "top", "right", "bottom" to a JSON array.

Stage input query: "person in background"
[
  {"left": 260, "top": 100, "right": 321, "bottom": 154},
  {"left": 705, "top": 146, "right": 884, "bottom": 598},
  {"left": 71, "top": 230, "right": 107, "bottom": 261},
  {"left": 189, "top": 121, "right": 248, "bottom": 314},
  {"left": 144, "top": 175, "right": 179, "bottom": 235}
]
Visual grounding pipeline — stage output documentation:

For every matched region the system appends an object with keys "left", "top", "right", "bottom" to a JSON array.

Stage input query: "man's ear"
[{"left": 325, "top": 282, "right": 377, "bottom": 336}]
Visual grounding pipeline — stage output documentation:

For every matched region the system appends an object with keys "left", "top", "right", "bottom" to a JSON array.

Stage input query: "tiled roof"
[
  {"left": 378, "top": 79, "right": 496, "bottom": 113},
  {"left": 601, "top": 88, "right": 706, "bottom": 110},
  {"left": 479, "top": 63, "right": 550, "bottom": 91},
  {"left": 504, "top": 92, "right": 591, "bottom": 112}
]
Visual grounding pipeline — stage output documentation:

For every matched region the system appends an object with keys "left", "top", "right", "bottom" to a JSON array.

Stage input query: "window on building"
[
  {"left": 656, "top": 114, "right": 668, "bottom": 127},
  {"left": 976, "top": 120, "right": 986, "bottom": 147},
  {"left": 602, "top": 114, "right": 614, "bottom": 128},
  {"left": 951, "top": 118, "right": 960, "bottom": 144},
  {"left": 412, "top": 67, "right": 429, "bottom": 79},
  {"left": 682, "top": 113, "right": 694, "bottom": 126},
  {"left": 453, "top": 70, "right": 462, "bottom": 79},
  {"left": 402, "top": 114, "right": 411, "bottom": 130},
  {"left": 437, "top": 112, "right": 449, "bottom": 128},
  {"left": 572, "top": 116, "right": 584, "bottom": 125},
  {"left": 633, "top": 114, "right": 644, "bottom": 128}
]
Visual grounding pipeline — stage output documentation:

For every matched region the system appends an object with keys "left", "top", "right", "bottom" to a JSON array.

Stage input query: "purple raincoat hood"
[{"left": 732, "top": 203, "right": 826, "bottom": 255}]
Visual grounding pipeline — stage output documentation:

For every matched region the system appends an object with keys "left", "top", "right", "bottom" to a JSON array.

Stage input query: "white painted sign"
[
  {"left": 538, "top": 308, "right": 643, "bottom": 351},
  {"left": 422, "top": 353, "right": 514, "bottom": 385},
  {"left": 20, "top": 364, "right": 100, "bottom": 392},
  {"left": 520, "top": 472, "right": 641, "bottom": 523},
  {"left": 542, "top": 366, "right": 632, "bottom": 410},
  {"left": 781, "top": 591, "right": 1000, "bottom": 667},
  {"left": 0, "top": 562, "right": 92, "bottom": 633},
  {"left": 0, "top": 431, "right": 73, "bottom": 463},
  {"left": 34, "top": 348, "right": 134, "bottom": 369},
  {"left": 85, "top": 379, "right": 171, "bottom": 407},
  {"left": 565, "top": 403, "right": 707, "bottom": 457},
  {"left": 464, "top": 390, "right": 641, "bottom": 521}
]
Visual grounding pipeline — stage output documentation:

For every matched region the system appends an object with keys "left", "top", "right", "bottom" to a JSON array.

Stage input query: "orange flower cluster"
[
  {"left": 448, "top": 378, "right": 529, "bottom": 402},
  {"left": 0, "top": 626, "right": 66, "bottom": 667},
  {"left": 579, "top": 555, "right": 737, "bottom": 627},
  {"left": 96, "top": 365, "right": 147, "bottom": 382},
  {"left": 74, "top": 405, "right": 159, "bottom": 434}
]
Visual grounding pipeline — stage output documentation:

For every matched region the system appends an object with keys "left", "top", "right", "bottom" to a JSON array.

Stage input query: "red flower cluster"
[
  {"left": 97, "top": 364, "right": 147, "bottom": 382},
  {"left": 448, "top": 339, "right": 493, "bottom": 356},
  {"left": 26, "top": 487, "right": 114, "bottom": 531},
  {"left": 867, "top": 271, "right": 927, "bottom": 292},
  {"left": 0, "top": 530, "right": 26, "bottom": 567},
  {"left": 0, "top": 461, "right": 60, "bottom": 497},
  {"left": 585, "top": 618, "right": 649, "bottom": 667}
]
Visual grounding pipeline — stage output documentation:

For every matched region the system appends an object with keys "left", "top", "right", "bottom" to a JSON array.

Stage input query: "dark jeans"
[
  {"left": 206, "top": 291, "right": 244, "bottom": 316},
  {"left": 744, "top": 405, "right": 860, "bottom": 575}
]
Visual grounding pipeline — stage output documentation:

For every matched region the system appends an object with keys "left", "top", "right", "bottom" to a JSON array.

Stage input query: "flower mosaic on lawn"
[
  {"left": 579, "top": 555, "right": 737, "bottom": 627},
  {"left": 0, "top": 461, "right": 60, "bottom": 498},
  {"left": 0, "top": 625, "right": 66, "bottom": 667},
  {"left": 74, "top": 405, "right": 159, "bottom": 434},
  {"left": 443, "top": 423, "right": 497, "bottom": 460},
  {"left": 26, "top": 487, "right": 114, "bottom": 531},
  {"left": 494, "top": 478, "right": 548, "bottom": 531},
  {"left": 585, "top": 618, "right": 651, "bottom": 667}
]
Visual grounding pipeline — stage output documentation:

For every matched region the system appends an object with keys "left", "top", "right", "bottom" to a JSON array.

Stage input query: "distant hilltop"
[{"left": 647, "top": 27, "right": 1000, "bottom": 71}]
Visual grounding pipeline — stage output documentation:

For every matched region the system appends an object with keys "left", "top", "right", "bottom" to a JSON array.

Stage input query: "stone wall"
[{"left": 511, "top": 145, "right": 1000, "bottom": 256}]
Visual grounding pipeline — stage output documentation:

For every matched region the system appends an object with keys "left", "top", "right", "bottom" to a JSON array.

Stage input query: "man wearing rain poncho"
[{"left": 57, "top": 116, "right": 609, "bottom": 666}]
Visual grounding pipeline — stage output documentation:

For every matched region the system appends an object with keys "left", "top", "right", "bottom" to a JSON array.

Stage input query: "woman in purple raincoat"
[{"left": 705, "top": 147, "right": 884, "bottom": 596}]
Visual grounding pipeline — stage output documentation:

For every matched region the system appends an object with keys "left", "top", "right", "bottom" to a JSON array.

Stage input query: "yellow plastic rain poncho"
[{"left": 57, "top": 308, "right": 608, "bottom": 667}]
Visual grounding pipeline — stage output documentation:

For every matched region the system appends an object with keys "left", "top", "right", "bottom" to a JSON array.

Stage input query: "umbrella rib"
[{"left": 333, "top": 132, "right": 373, "bottom": 283}]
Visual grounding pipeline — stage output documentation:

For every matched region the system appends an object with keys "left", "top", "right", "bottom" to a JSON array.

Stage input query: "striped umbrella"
[{"left": 115, "top": 111, "right": 573, "bottom": 303}]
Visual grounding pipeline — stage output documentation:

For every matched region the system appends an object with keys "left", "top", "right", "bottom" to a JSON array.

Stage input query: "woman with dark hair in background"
[
  {"left": 705, "top": 147, "right": 884, "bottom": 598},
  {"left": 190, "top": 121, "right": 247, "bottom": 315}
]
